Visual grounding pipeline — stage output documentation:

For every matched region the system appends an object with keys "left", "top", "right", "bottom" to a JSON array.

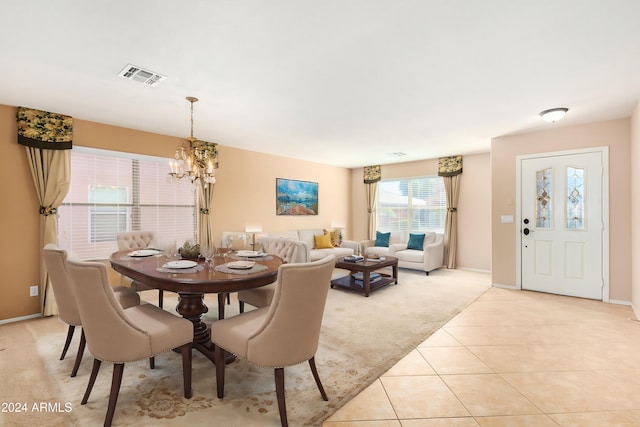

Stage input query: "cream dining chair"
[
  {"left": 116, "top": 231, "right": 165, "bottom": 308},
  {"left": 42, "top": 244, "right": 141, "bottom": 377},
  {"left": 66, "top": 257, "right": 193, "bottom": 427},
  {"left": 211, "top": 255, "right": 335, "bottom": 427},
  {"left": 237, "top": 237, "right": 309, "bottom": 313}
]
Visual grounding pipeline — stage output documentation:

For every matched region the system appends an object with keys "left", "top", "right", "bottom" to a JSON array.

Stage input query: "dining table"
[{"left": 109, "top": 249, "right": 283, "bottom": 363}]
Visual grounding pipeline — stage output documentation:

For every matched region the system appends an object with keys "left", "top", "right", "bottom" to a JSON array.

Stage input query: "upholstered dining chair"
[
  {"left": 116, "top": 230, "right": 165, "bottom": 308},
  {"left": 212, "top": 255, "right": 335, "bottom": 427},
  {"left": 66, "top": 257, "right": 193, "bottom": 427},
  {"left": 237, "top": 237, "right": 309, "bottom": 313},
  {"left": 42, "top": 244, "right": 141, "bottom": 377}
]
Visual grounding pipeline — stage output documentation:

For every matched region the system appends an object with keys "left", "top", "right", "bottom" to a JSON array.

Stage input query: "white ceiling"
[{"left": 1, "top": 1, "right": 639, "bottom": 168}]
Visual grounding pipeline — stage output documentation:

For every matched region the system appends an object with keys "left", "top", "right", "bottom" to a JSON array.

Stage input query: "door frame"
[{"left": 515, "top": 146, "right": 610, "bottom": 301}]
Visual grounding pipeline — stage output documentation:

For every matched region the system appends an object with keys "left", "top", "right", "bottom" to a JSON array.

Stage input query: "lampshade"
[{"left": 539, "top": 107, "right": 568, "bottom": 123}]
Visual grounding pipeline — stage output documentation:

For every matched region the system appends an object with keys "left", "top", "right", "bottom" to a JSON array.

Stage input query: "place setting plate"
[
  {"left": 163, "top": 260, "right": 198, "bottom": 269},
  {"left": 226, "top": 260, "right": 255, "bottom": 270},
  {"left": 235, "top": 250, "right": 266, "bottom": 258},
  {"left": 129, "top": 249, "right": 162, "bottom": 257}
]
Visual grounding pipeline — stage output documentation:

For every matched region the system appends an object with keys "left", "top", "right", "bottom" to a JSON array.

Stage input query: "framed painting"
[{"left": 276, "top": 178, "right": 318, "bottom": 215}]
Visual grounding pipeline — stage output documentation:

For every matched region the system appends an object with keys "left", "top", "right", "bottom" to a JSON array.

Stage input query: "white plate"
[
  {"left": 130, "top": 249, "right": 161, "bottom": 257},
  {"left": 227, "top": 261, "right": 255, "bottom": 270},
  {"left": 236, "top": 250, "right": 265, "bottom": 258},
  {"left": 163, "top": 260, "right": 198, "bottom": 269}
]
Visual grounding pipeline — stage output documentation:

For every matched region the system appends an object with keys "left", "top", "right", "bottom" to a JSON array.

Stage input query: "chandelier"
[{"left": 168, "top": 96, "right": 218, "bottom": 185}]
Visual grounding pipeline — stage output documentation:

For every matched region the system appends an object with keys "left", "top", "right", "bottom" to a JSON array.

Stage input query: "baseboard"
[
  {"left": 456, "top": 267, "right": 491, "bottom": 274},
  {"left": 0, "top": 313, "right": 42, "bottom": 325},
  {"left": 491, "top": 283, "right": 519, "bottom": 290},
  {"left": 609, "top": 299, "right": 632, "bottom": 306}
]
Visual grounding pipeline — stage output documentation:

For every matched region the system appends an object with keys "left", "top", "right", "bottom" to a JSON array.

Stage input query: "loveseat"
[
  {"left": 361, "top": 231, "right": 444, "bottom": 275},
  {"left": 221, "top": 229, "right": 358, "bottom": 261}
]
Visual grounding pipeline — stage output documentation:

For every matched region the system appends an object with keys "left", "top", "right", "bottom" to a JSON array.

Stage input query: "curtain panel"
[
  {"left": 17, "top": 107, "right": 73, "bottom": 316},
  {"left": 364, "top": 165, "right": 381, "bottom": 241},
  {"left": 438, "top": 156, "right": 462, "bottom": 269}
]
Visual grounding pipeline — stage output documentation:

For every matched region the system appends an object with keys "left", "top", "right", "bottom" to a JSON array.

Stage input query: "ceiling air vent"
[{"left": 118, "top": 64, "right": 166, "bottom": 87}]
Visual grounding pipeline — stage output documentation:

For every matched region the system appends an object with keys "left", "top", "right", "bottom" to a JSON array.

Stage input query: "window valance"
[
  {"left": 363, "top": 165, "right": 381, "bottom": 183},
  {"left": 17, "top": 107, "right": 73, "bottom": 150},
  {"left": 438, "top": 155, "right": 463, "bottom": 177}
]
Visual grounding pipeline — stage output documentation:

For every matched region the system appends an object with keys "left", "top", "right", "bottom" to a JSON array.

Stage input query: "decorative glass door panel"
[
  {"left": 567, "top": 167, "right": 585, "bottom": 230},
  {"left": 536, "top": 168, "right": 552, "bottom": 229}
]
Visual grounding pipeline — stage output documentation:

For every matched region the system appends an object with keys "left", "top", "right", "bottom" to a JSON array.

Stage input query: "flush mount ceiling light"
[{"left": 539, "top": 107, "right": 569, "bottom": 123}]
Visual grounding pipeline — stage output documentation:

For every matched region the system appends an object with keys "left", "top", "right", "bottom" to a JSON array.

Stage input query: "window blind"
[
  {"left": 58, "top": 147, "right": 197, "bottom": 260},
  {"left": 376, "top": 176, "right": 446, "bottom": 234}
]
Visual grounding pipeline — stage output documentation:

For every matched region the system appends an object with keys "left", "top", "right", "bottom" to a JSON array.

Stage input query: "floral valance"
[
  {"left": 363, "top": 165, "right": 381, "bottom": 183},
  {"left": 438, "top": 155, "right": 463, "bottom": 177},
  {"left": 17, "top": 107, "right": 73, "bottom": 150}
]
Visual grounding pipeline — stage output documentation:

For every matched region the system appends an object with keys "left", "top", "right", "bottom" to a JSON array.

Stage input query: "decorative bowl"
[{"left": 178, "top": 242, "right": 201, "bottom": 260}]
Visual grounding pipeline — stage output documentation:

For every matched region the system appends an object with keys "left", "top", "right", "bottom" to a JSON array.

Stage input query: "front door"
[{"left": 520, "top": 149, "right": 606, "bottom": 300}]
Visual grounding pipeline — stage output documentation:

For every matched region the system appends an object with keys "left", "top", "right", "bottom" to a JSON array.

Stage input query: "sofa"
[
  {"left": 361, "top": 231, "right": 444, "bottom": 275},
  {"left": 221, "top": 229, "right": 358, "bottom": 261}
]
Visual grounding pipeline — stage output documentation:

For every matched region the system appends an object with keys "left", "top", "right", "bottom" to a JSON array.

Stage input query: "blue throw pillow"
[
  {"left": 374, "top": 231, "right": 391, "bottom": 247},
  {"left": 407, "top": 233, "right": 425, "bottom": 250}
]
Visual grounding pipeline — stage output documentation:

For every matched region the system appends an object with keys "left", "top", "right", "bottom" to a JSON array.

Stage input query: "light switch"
[{"left": 501, "top": 215, "right": 514, "bottom": 223}]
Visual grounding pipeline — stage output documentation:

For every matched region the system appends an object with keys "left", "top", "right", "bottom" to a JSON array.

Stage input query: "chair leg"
[
  {"left": 181, "top": 343, "right": 193, "bottom": 399},
  {"left": 104, "top": 363, "right": 125, "bottom": 427},
  {"left": 309, "top": 356, "right": 328, "bottom": 401},
  {"left": 274, "top": 367, "right": 288, "bottom": 427},
  {"left": 239, "top": 301, "right": 245, "bottom": 313},
  {"left": 215, "top": 345, "right": 226, "bottom": 399},
  {"left": 81, "top": 358, "right": 102, "bottom": 405},
  {"left": 158, "top": 290, "right": 164, "bottom": 308},
  {"left": 60, "top": 325, "right": 75, "bottom": 360},
  {"left": 149, "top": 357, "right": 155, "bottom": 369},
  {"left": 70, "top": 330, "right": 86, "bottom": 377},
  {"left": 226, "top": 293, "right": 231, "bottom": 305}
]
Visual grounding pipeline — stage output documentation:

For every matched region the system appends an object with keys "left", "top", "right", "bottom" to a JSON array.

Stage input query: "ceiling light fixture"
[
  {"left": 539, "top": 107, "right": 568, "bottom": 123},
  {"left": 168, "top": 97, "right": 218, "bottom": 185}
]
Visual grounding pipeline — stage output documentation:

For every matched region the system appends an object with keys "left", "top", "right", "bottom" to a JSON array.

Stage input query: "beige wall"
[
  {"left": 0, "top": 105, "right": 41, "bottom": 319},
  {"left": 631, "top": 102, "right": 640, "bottom": 315},
  {"left": 491, "top": 118, "right": 632, "bottom": 302},
  {"left": 350, "top": 153, "right": 491, "bottom": 271},
  {"left": 0, "top": 104, "right": 351, "bottom": 321}
]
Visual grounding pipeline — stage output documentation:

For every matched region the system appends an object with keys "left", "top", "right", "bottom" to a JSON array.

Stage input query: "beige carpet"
[{"left": 1, "top": 268, "right": 490, "bottom": 426}]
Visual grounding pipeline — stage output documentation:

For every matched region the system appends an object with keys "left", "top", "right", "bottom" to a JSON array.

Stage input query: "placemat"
[{"left": 215, "top": 263, "right": 269, "bottom": 275}]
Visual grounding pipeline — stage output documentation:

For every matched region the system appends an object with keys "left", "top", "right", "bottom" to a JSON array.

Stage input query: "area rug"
[{"left": 15, "top": 268, "right": 490, "bottom": 426}]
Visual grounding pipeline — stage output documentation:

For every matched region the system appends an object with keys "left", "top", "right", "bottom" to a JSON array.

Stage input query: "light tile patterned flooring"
[{"left": 323, "top": 286, "right": 640, "bottom": 426}]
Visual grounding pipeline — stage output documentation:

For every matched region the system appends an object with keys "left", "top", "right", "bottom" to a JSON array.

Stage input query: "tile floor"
[{"left": 323, "top": 286, "right": 640, "bottom": 427}]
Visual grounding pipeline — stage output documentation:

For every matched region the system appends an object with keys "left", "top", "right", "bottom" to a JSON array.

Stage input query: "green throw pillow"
[
  {"left": 375, "top": 231, "right": 391, "bottom": 247},
  {"left": 407, "top": 233, "right": 425, "bottom": 250}
]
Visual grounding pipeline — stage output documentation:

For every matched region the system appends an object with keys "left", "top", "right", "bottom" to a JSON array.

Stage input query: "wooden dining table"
[{"left": 109, "top": 250, "right": 283, "bottom": 363}]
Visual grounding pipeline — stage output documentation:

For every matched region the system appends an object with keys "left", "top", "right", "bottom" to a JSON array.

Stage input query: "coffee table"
[{"left": 331, "top": 256, "right": 398, "bottom": 297}]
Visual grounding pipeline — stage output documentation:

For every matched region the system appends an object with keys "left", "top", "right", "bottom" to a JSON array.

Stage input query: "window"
[
  {"left": 376, "top": 176, "right": 446, "bottom": 234},
  {"left": 88, "top": 186, "right": 129, "bottom": 242},
  {"left": 58, "top": 147, "right": 197, "bottom": 260}
]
